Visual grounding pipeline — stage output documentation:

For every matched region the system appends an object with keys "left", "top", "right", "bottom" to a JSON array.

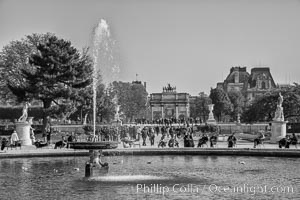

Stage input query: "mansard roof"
[
  {"left": 248, "top": 67, "right": 276, "bottom": 88},
  {"left": 224, "top": 66, "right": 250, "bottom": 84}
]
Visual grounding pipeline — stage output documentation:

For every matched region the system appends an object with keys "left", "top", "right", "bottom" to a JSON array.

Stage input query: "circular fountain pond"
[{"left": 0, "top": 155, "right": 298, "bottom": 199}]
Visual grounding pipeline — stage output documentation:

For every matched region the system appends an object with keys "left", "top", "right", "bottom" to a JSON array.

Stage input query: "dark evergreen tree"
[
  {"left": 0, "top": 33, "right": 53, "bottom": 105},
  {"left": 5, "top": 34, "right": 93, "bottom": 133}
]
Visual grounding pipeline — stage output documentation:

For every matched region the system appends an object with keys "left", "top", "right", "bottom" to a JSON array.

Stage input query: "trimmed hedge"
[{"left": 0, "top": 107, "right": 44, "bottom": 121}]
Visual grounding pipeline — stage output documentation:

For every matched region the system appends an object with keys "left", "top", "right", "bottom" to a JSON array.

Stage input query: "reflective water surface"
[{"left": 0, "top": 155, "right": 299, "bottom": 200}]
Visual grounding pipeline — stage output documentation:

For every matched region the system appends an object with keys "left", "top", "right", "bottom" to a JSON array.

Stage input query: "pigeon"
[{"left": 238, "top": 161, "right": 245, "bottom": 165}]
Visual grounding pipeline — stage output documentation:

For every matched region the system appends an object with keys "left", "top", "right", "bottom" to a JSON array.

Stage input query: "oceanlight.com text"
[{"left": 136, "top": 183, "right": 294, "bottom": 196}]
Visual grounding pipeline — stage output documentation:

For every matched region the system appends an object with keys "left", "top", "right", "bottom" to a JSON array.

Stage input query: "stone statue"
[
  {"left": 18, "top": 102, "right": 30, "bottom": 122},
  {"left": 237, "top": 114, "right": 241, "bottom": 124},
  {"left": 273, "top": 93, "right": 284, "bottom": 121},
  {"left": 207, "top": 105, "right": 215, "bottom": 120},
  {"left": 112, "top": 95, "right": 120, "bottom": 121},
  {"left": 277, "top": 92, "right": 283, "bottom": 107},
  {"left": 207, "top": 104, "right": 216, "bottom": 124}
]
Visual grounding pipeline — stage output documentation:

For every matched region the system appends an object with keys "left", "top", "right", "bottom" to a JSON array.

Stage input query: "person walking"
[
  {"left": 142, "top": 127, "right": 148, "bottom": 146},
  {"left": 10, "top": 130, "right": 19, "bottom": 147},
  {"left": 149, "top": 127, "right": 155, "bottom": 146}
]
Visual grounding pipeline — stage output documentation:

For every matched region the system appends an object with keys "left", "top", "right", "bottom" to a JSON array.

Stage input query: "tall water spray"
[{"left": 91, "top": 19, "right": 120, "bottom": 138}]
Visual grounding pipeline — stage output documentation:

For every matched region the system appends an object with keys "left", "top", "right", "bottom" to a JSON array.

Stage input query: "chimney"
[{"left": 235, "top": 71, "right": 239, "bottom": 83}]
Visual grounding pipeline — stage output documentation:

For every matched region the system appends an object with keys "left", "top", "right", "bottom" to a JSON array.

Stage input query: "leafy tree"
[
  {"left": 228, "top": 90, "right": 245, "bottom": 120},
  {"left": 112, "top": 81, "right": 148, "bottom": 122},
  {"left": 1, "top": 34, "right": 93, "bottom": 133},
  {"left": 209, "top": 87, "right": 233, "bottom": 122},
  {"left": 190, "top": 92, "right": 211, "bottom": 122},
  {"left": 281, "top": 84, "right": 300, "bottom": 120},
  {"left": 69, "top": 83, "right": 115, "bottom": 124},
  {"left": 242, "top": 93, "right": 277, "bottom": 123},
  {"left": 0, "top": 33, "right": 54, "bottom": 104},
  {"left": 96, "top": 84, "right": 115, "bottom": 122},
  {"left": 242, "top": 83, "right": 300, "bottom": 123}
]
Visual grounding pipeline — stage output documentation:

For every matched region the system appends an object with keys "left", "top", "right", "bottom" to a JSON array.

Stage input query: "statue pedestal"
[
  {"left": 235, "top": 124, "right": 242, "bottom": 132},
  {"left": 111, "top": 120, "right": 122, "bottom": 126},
  {"left": 270, "top": 120, "right": 287, "bottom": 143},
  {"left": 207, "top": 119, "right": 217, "bottom": 125},
  {"left": 207, "top": 104, "right": 216, "bottom": 125},
  {"left": 15, "top": 121, "right": 32, "bottom": 146}
]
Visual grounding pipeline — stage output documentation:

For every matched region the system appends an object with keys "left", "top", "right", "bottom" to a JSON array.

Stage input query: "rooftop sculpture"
[{"left": 163, "top": 83, "right": 176, "bottom": 93}]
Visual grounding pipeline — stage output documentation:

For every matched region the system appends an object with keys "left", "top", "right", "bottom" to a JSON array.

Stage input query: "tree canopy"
[
  {"left": 0, "top": 33, "right": 93, "bottom": 132},
  {"left": 209, "top": 87, "right": 233, "bottom": 122},
  {"left": 112, "top": 81, "right": 148, "bottom": 122},
  {"left": 227, "top": 90, "right": 246, "bottom": 120},
  {"left": 242, "top": 84, "right": 300, "bottom": 123},
  {"left": 0, "top": 33, "right": 53, "bottom": 104},
  {"left": 190, "top": 92, "right": 211, "bottom": 122}
]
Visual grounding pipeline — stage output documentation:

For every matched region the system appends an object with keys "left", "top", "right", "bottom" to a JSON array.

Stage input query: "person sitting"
[
  {"left": 168, "top": 135, "right": 179, "bottom": 148},
  {"left": 54, "top": 136, "right": 67, "bottom": 149},
  {"left": 197, "top": 134, "right": 209, "bottom": 148},
  {"left": 254, "top": 132, "right": 265, "bottom": 148},
  {"left": 158, "top": 135, "right": 168, "bottom": 148},
  {"left": 1, "top": 137, "right": 9, "bottom": 151},
  {"left": 34, "top": 139, "right": 48, "bottom": 148},
  {"left": 227, "top": 133, "right": 237, "bottom": 148},
  {"left": 121, "top": 136, "right": 133, "bottom": 148},
  {"left": 67, "top": 132, "right": 77, "bottom": 148},
  {"left": 279, "top": 135, "right": 291, "bottom": 148},
  {"left": 210, "top": 134, "right": 218, "bottom": 148},
  {"left": 290, "top": 133, "right": 298, "bottom": 148},
  {"left": 184, "top": 132, "right": 194, "bottom": 147}
]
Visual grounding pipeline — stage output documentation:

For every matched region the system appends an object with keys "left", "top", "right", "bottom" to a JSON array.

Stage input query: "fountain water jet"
[
  {"left": 91, "top": 19, "right": 120, "bottom": 138},
  {"left": 69, "top": 19, "right": 120, "bottom": 150}
]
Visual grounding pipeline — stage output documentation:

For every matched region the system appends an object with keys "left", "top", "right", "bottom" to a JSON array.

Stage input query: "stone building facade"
[
  {"left": 149, "top": 84, "right": 190, "bottom": 120},
  {"left": 217, "top": 67, "right": 277, "bottom": 101}
]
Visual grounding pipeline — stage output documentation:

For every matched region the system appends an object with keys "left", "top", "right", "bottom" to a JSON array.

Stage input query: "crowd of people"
[
  {"left": 120, "top": 124, "right": 221, "bottom": 148},
  {"left": 278, "top": 133, "right": 298, "bottom": 148},
  {"left": 0, "top": 124, "right": 298, "bottom": 151},
  {"left": 134, "top": 117, "right": 202, "bottom": 126}
]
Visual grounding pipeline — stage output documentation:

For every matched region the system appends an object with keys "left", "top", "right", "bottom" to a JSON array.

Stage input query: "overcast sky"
[{"left": 1, "top": 0, "right": 300, "bottom": 95}]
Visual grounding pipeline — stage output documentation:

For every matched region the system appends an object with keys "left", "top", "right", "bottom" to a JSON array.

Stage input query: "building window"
[
  {"left": 252, "top": 80, "right": 256, "bottom": 88},
  {"left": 261, "top": 81, "right": 266, "bottom": 89}
]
